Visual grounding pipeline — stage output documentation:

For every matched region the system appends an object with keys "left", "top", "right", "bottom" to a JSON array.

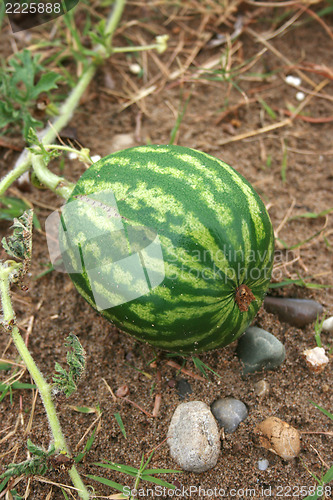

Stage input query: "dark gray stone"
[
  {"left": 237, "top": 326, "right": 286, "bottom": 375},
  {"left": 264, "top": 296, "right": 323, "bottom": 327},
  {"left": 167, "top": 401, "right": 221, "bottom": 473},
  {"left": 176, "top": 378, "right": 192, "bottom": 400},
  {"left": 211, "top": 397, "right": 248, "bottom": 433}
]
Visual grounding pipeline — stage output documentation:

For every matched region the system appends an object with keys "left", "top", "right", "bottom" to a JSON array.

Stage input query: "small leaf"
[
  {"left": 30, "top": 72, "right": 61, "bottom": 100},
  {"left": 85, "top": 474, "right": 128, "bottom": 493},
  {"left": 52, "top": 334, "right": 86, "bottom": 397}
]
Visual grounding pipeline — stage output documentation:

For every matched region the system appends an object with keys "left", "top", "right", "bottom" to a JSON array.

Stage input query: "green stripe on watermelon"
[{"left": 60, "top": 145, "right": 274, "bottom": 353}]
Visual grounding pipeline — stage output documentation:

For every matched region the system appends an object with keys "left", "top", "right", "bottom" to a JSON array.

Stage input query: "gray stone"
[
  {"left": 264, "top": 296, "right": 323, "bottom": 327},
  {"left": 176, "top": 378, "right": 192, "bottom": 400},
  {"left": 167, "top": 401, "right": 221, "bottom": 473},
  {"left": 237, "top": 326, "right": 286, "bottom": 375},
  {"left": 211, "top": 397, "right": 248, "bottom": 433}
]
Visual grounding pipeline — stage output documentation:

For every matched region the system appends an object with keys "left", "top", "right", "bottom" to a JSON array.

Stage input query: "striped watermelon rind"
[{"left": 59, "top": 145, "right": 274, "bottom": 353}]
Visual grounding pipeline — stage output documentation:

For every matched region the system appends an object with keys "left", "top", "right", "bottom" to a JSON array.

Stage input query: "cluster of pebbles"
[{"left": 167, "top": 298, "right": 332, "bottom": 472}]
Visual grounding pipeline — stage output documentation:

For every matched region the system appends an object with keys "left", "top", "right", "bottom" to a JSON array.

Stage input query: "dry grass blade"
[
  {"left": 75, "top": 413, "right": 102, "bottom": 451},
  {"left": 298, "top": 3, "right": 333, "bottom": 42},
  {"left": 24, "top": 388, "right": 39, "bottom": 436},
  {"left": 275, "top": 199, "right": 296, "bottom": 239},
  {"left": 246, "top": 27, "right": 317, "bottom": 87},
  {"left": 217, "top": 79, "right": 329, "bottom": 145}
]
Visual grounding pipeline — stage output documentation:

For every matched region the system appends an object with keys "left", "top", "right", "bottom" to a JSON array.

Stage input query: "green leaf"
[
  {"left": 269, "top": 278, "right": 332, "bottom": 290},
  {"left": 0, "top": 101, "right": 16, "bottom": 127},
  {"left": 0, "top": 49, "right": 61, "bottom": 140},
  {"left": 192, "top": 356, "right": 222, "bottom": 379},
  {"left": 52, "top": 333, "right": 86, "bottom": 397},
  {"left": 93, "top": 461, "right": 138, "bottom": 476},
  {"left": 143, "top": 468, "right": 182, "bottom": 474},
  {"left": 0, "top": 382, "right": 36, "bottom": 391},
  {"left": 0, "top": 363, "right": 11, "bottom": 370},
  {"left": 257, "top": 97, "right": 277, "bottom": 119},
  {"left": 140, "top": 474, "right": 176, "bottom": 488},
  {"left": 1, "top": 209, "right": 33, "bottom": 262},
  {"left": 309, "top": 401, "right": 333, "bottom": 421},
  {"left": 85, "top": 474, "right": 127, "bottom": 493},
  {"left": 75, "top": 426, "right": 97, "bottom": 463},
  {"left": 323, "top": 464, "right": 333, "bottom": 483},
  {"left": 30, "top": 72, "right": 61, "bottom": 100},
  {"left": 0, "top": 196, "right": 41, "bottom": 230},
  {"left": 288, "top": 207, "right": 333, "bottom": 220},
  {"left": 114, "top": 412, "right": 127, "bottom": 439}
]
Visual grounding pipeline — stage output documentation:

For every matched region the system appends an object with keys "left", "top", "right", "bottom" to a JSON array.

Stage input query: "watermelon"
[{"left": 59, "top": 145, "right": 274, "bottom": 353}]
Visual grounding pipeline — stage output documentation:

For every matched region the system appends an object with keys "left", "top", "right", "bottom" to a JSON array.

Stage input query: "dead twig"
[
  {"left": 166, "top": 359, "right": 205, "bottom": 382},
  {"left": 217, "top": 79, "right": 329, "bottom": 145}
]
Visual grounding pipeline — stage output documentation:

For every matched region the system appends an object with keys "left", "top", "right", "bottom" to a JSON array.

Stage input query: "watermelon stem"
[
  {"left": 235, "top": 284, "right": 256, "bottom": 312},
  {"left": 0, "top": 226, "right": 90, "bottom": 498}
]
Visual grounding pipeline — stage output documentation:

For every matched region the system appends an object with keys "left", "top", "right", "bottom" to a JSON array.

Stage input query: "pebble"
[
  {"left": 285, "top": 75, "right": 301, "bottom": 86},
  {"left": 108, "top": 133, "right": 135, "bottom": 153},
  {"left": 322, "top": 316, "right": 333, "bottom": 333},
  {"left": 263, "top": 296, "right": 323, "bottom": 327},
  {"left": 129, "top": 63, "right": 142, "bottom": 75},
  {"left": 237, "top": 326, "right": 286, "bottom": 375},
  {"left": 115, "top": 384, "right": 129, "bottom": 398},
  {"left": 211, "top": 397, "right": 248, "bottom": 433},
  {"left": 254, "top": 380, "right": 270, "bottom": 398},
  {"left": 176, "top": 379, "right": 193, "bottom": 399},
  {"left": 253, "top": 417, "right": 301, "bottom": 460},
  {"left": 258, "top": 458, "right": 269, "bottom": 471},
  {"left": 302, "top": 346, "right": 329, "bottom": 373},
  {"left": 167, "top": 401, "right": 221, "bottom": 473}
]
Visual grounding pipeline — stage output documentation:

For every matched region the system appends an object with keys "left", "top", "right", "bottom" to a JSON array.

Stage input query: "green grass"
[
  {"left": 191, "top": 356, "right": 222, "bottom": 379},
  {"left": 87, "top": 447, "right": 182, "bottom": 498},
  {"left": 301, "top": 402, "right": 333, "bottom": 500},
  {"left": 0, "top": 196, "right": 41, "bottom": 229},
  {"left": 114, "top": 412, "right": 127, "bottom": 439}
]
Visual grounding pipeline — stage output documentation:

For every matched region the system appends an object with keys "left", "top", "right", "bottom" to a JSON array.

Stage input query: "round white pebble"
[
  {"left": 258, "top": 459, "right": 269, "bottom": 471},
  {"left": 285, "top": 75, "right": 301, "bottom": 86},
  {"left": 322, "top": 316, "right": 333, "bottom": 333},
  {"left": 129, "top": 63, "right": 141, "bottom": 75},
  {"left": 296, "top": 91, "right": 305, "bottom": 101}
]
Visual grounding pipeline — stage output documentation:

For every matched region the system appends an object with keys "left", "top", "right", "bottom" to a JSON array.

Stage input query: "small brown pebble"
[
  {"left": 116, "top": 384, "right": 129, "bottom": 398},
  {"left": 232, "top": 442, "right": 242, "bottom": 453},
  {"left": 167, "top": 379, "right": 176, "bottom": 388},
  {"left": 254, "top": 380, "right": 270, "bottom": 398},
  {"left": 253, "top": 417, "right": 301, "bottom": 460},
  {"left": 322, "top": 384, "right": 329, "bottom": 393}
]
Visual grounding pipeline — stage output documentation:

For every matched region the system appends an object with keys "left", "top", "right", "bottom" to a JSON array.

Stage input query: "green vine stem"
[
  {"left": 31, "top": 153, "right": 75, "bottom": 200},
  {"left": 0, "top": 0, "right": 127, "bottom": 198},
  {"left": 0, "top": 0, "right": 168, "bottom": 200},
  {"left": 0, "top": 262, "right": 90, "bottom": 499}
]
